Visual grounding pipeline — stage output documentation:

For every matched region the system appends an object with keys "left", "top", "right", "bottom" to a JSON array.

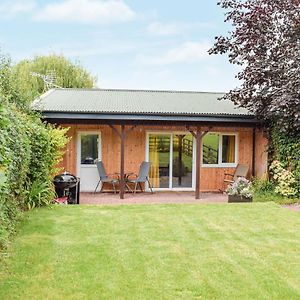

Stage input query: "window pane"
[
  {"left": 149, "top": 134, "right": 170, "bottom": 188},
  {"left": 172, "top": 134, "right": 193, "bottom": 188},
  {"left": 81, "top": 134, "right": 99, "bottom": 164},
  {"left": 203, "top": 133, "right": 219, "bottom": 164},
  {"left": 222, "top": 135, "right": 236, "bottom": 163}
]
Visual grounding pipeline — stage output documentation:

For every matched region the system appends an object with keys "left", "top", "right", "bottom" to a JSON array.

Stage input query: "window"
[
  {"left": 202, "top": 133, "right": 237, "bottom": 166},
  {"left": 202, "top": 133, "right": 219, "bottom": 165},
  {"left": 222, "top": 135, "right": 236, "bottom": 163},
  {"left": 80, "top": 134, "right": 99, "bottom": 164}
]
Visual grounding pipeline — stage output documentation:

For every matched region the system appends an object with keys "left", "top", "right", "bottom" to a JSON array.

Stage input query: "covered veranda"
[{"left": 44, "top": 113, "right": 258, "bottom": 200}]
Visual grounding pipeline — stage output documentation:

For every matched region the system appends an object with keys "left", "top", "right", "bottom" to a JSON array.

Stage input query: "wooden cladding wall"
[{"left": 58, "top": 124, "right": 268, "bottom": 192}]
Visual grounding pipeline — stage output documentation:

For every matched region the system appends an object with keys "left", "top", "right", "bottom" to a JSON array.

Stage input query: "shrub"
[
  {"left": 269, "top": 128, "right": 300, "bottom": 197},
  {"left": 0, "top": 198, "right": 21, "bottom": 251},
  {"left": 25, "top": 180, "right": 55, "bottom": 210},
  {"left": 251, "top": 177, "right": 275, "bottom": 193},
  {"left": 0, "top": 101, "right": 68, "bottom": 249},
  {"left": 269, "top": 160, "right": 297, "bottom": 197}
]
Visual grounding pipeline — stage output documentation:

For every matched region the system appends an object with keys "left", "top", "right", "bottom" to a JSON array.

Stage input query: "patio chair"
[
  {"left": 94, "top": 160, "right": 119, "bottom": 194},
  {"left": 125, "top": 161, "right": 153, "bottom": 194},
  {"left": 224, "top": 164, "right": 249, "bottom": 185}
]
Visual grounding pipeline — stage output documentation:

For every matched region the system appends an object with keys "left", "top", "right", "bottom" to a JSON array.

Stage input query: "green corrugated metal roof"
[{"left": 33, "top": 88, "right": 251, "bottom": 116}]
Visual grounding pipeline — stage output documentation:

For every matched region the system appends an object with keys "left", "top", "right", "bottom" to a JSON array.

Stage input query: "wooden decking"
[{"left": 79, "top": 192, "right": 227, "bottom": 205}]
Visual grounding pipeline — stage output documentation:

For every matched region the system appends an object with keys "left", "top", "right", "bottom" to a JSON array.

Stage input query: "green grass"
[
  {"left": 253, "top": 192, "right": 300, "bottom": 204},
  {"left": 1, "top": 204, "right": 300, "bottom": 299}
]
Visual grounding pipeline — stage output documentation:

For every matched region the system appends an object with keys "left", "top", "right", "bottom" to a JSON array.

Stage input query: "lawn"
[{"left": 1, "top": 203, "right": 300, "bottom": 300}]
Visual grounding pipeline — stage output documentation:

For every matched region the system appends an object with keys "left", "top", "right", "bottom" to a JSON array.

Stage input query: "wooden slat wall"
[
  {"left": 255, "top": 129, "right": 268, "bottom": 179},
  {"left": 58, "top": 124, "right": 268, "bottom": 192}
]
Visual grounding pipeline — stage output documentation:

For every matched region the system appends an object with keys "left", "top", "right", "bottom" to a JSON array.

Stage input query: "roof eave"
[{"left": 41, "top": 111, "right": 258, "bottom": 125}]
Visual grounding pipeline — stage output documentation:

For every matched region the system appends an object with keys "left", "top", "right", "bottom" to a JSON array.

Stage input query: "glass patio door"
[{"left": 148, "top": 133, "right": 194, "bottom": 190}]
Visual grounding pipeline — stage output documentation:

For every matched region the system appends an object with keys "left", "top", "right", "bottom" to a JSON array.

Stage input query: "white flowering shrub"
[
  {"left": 225, "top": 177, "right": 252, "bottom": 199},
  {"left": 269, "top": 160, "right": 297, "bottom": 197}
]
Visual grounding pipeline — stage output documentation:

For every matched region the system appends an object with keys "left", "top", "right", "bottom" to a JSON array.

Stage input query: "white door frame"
[
  {"left": 145, "top": 131, "right": 196, "bottom": 191},
  {"left": 76, "top": 131, "right": 102, "bottom": 190}
]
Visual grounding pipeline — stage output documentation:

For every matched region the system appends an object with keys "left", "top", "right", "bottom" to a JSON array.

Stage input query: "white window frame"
[
  {"left": 76, "top": 131, "right": 102, "bottom": 176},
  {"left": 145, "top": 131, "right": 196, "bottom": 191},
  {"left": 202, "top": 132, "right": 238, "bottom": 168}
]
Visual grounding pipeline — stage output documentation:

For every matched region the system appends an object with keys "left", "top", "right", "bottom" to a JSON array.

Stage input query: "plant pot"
[{"left": 228, "top": 195, "right": 253, "bottom": 203}]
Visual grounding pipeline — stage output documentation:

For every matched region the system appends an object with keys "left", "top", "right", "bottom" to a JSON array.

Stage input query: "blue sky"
[{"left": 0, "top": 0, "right": 239, "bottom": 91}]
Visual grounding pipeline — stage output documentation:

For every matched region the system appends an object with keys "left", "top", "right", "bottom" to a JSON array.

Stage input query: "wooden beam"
[
  {"left": 120, "top": 125, "right": 125, "bottom": 199},
  {"left": 127, "top": 125, "right": 137, "bottom": 133},
  {"left": 195, "top": 127, "right": 202, "bottom": 199},
  {"left": 109, "top": 124, "right": 121, "bottom": 138},
  {"left": 186, "top": 126, "right": 196, "bottom": 138}
]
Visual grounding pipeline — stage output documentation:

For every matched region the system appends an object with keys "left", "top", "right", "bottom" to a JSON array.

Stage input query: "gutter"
[{"left": 41, "top": 112, "right": 258, "bottom": 125}]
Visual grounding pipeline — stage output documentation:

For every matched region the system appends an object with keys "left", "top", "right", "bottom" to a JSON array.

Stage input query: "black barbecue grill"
[{"left": 53, "top": 171, "right": 80, "bottom": 204}]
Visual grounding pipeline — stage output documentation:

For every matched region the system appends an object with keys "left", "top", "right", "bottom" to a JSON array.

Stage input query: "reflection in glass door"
[
  {"left": 172, "top": 134, "right": 193, "bottom": 188},
  {"left": 149, "top": 134, "right": 170, "bottom": 188},
  {"left": 148, "top": 133, "right": 194, "bottom": 189}
]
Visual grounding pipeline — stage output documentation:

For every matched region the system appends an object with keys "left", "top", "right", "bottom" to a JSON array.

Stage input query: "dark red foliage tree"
[{"left": 210, "top": 0, "right": 300, "bottom": 134}]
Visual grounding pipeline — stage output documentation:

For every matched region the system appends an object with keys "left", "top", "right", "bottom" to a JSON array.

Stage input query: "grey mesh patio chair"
[
  {"left": 94, "top": 160, "right": 119, "bottom": 194},
  {"left": 125, "top": 161, "right": 153, "bottom": 194},
  {"left": 224, "top": 164, "right": 249, "bottom": 185}
]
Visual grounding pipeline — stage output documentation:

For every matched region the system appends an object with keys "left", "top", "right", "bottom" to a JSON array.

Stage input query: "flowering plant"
[
  {"left": 225, "top": 177, "right": 252, "bottom": 199},
  {"left": 269, "top": 160, "right": 297, "bottom": 197}
]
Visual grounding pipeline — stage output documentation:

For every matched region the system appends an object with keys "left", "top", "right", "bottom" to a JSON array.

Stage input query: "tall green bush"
[
  {"left": 0, "top": 101, "right": 69, "bottom": 249},
  {"left": 269, "top": 127, "right": 300, "bottom": 197},
  {"left": 0, "top": 101, "right": 24, "bottom": 250}
]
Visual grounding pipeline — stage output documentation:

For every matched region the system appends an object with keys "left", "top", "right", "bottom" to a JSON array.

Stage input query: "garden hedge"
[{"left": 0, "top": 100, "right": 68, "bottom": 249}]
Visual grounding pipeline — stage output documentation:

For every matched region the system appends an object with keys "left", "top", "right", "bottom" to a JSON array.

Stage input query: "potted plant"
[{"left": 226, "top": 177, "right": 253, "bottom": 203}]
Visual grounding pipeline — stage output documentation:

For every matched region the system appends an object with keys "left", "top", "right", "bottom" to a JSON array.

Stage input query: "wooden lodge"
[{"left": 33, "top": 88, "right": 268, "bottom": 199}]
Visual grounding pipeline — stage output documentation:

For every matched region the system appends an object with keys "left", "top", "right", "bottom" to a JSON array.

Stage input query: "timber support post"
[
  {"left": 120, "top": 125, "right": 125, "bottom": 199},
  {"left": 109, "top": 124, "right": 136, "bottom": 199},
  {"left": 195, "top": 127, "right": 202, "bottom": 199},
  {"left": 186, "top": 126, "right": 212, "bottom": 199}
]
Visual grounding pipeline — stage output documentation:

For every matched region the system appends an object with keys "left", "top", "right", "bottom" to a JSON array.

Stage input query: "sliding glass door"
[
  {"left": 148, "top": 133, "right": 194, "bottom": 190},
  {"left": 172, "top": 134, "right": 193, "bottom": 188}
]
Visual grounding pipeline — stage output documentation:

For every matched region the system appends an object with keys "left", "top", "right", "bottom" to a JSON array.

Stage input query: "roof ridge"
[{"left": 54, "top": 88, "right": 225, "bottom": 94}]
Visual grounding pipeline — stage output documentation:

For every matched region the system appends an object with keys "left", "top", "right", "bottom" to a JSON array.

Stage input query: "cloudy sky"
[{"left": 0, "top": 0, "right": 239, "bottom": 91}]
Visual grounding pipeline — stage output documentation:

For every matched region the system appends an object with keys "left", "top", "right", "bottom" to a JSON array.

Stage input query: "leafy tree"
[
  {"left": 0, "top": 53, "right": 20, "bottom": 105},
  {"left": 1, "top": 53, "right": 96, "bottom": 108},
  {"left": 209, "top": 0, "right": 300, "bottom": 134}
]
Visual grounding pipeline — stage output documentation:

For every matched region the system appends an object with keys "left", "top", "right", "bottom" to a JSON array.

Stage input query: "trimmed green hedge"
[{"left": 0, "top": 100, "right": 68, "bottom": 249}]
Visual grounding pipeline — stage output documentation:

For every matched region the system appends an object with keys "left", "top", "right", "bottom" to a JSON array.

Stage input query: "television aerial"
[{"left": 30, "top": 70, "right": 62, "bottom": 91}]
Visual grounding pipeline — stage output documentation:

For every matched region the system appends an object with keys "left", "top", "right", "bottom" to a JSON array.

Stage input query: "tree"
[
  {"left": 0, "top": 52, "right": 20, "bottom": 105},
  {"left": 1, "top": 53, "right": 96, "bottom": 108},
  {"left": 209, "top": 0, "right": 300, "bottom": 134}
]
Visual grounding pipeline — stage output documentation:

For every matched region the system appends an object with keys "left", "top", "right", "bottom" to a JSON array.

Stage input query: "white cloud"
[
  {"left": 0, "top": 1, "right": 36, "bottom": 18},
  {"left": 34, "top": 0, "right": 135, "bottom": 24},
  {"left": 136, "top": 41, "right": 211, "bottom": 65},
  {"left": 147, "top": 21, "right": 215, "bottom": 36}
]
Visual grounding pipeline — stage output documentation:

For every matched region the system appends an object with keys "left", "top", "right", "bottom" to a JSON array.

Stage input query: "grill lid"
[{"left": 53, "top": 171, "right": 78, "bottom": 188}]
